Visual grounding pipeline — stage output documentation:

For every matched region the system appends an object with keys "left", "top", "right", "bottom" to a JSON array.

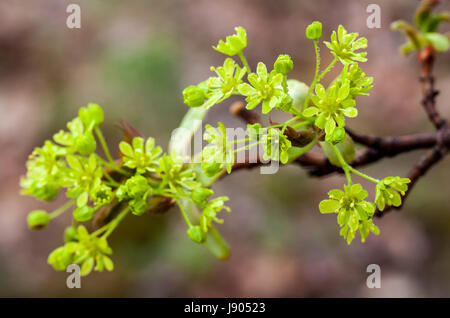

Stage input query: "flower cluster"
[
  {"left": 22, "top": 18, "right": 425, "bottom": 276},
  {"left": 21, "top": 104, "right": 231, "bottom": 275},
  {"left": 324, "top": 25, "right": 368, "bottom": 64},
  {"left": 375, "top": 176, "right": 411, "bottom": 211},
  {"left": 303, "top": 80, "right": 357, "bottom": 143},
  {"left": 238, "top": 62, "right": 289, "bottom": 114},
  {"left": 213, "top": 26, "right": 247, "bottom": 56},
  {"left": 47, "top": 225, "right": 114, "bottom": 276},
  {"left": 319, "top": 184, "right": 378, "bottom": 244}
]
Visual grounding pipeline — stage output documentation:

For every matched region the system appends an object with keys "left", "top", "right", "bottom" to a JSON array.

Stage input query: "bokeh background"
[{"left": 1, "top": 0, "right": 449, "bottom": 297}]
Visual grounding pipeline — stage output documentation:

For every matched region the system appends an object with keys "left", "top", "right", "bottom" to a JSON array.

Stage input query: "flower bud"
[
  {"left": 306, "top": 21, "right": 322, "bottom": 40},
  {"left": 79, "top": 103, "right": 104, "bottom": 127},
  {"left": 75, "top": 133, "right": 96, "bottom": 155},
  {"left": 183, "top": 85, "right": 206, "bottom": 107},
  {"left": 27, "top": 210, "right": 50, "bottom": 230},
  {"left": 274, "top": 54, "right": 293, "bottom": 75},
  {"left": 326, "top": 127, "right": 346, "bottom": 145},
  {"left": 73, "top": 206, "right": 94, "bottom": 222},
  {"left": 187, "top": 225, "right": 206, "bottom": 244},
  {"left": 64, "top": 226, "right": 78, "bottom": 243},
  {"left": 191, "top": 187, "right": 214, "bottom": 208},
  {"left": 275, "top": 94, "right": 293, "bottom": 112},
  {"left": 130, "top": 199, "right": 148, "bottom": 216},
  {"left": 201, "top": 161, "right": 223, "bottom": 177}
]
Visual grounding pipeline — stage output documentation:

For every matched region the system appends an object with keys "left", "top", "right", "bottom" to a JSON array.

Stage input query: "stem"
[
  {"left": 329, "top": 143, "right": 380, "bottom": 185},
  {"left": 102, "top": 205, "right": 130, "bottom": 239},
  {"left": 290, "top": 120, "right": 312, "bottom": 130},
  {"left": 231, "top": 138, "right": 250, "bottom": 144},
  {"left": 103, "top": 170, "right": 121, "bottom": 187},
  {"left": 348, "top": 166, "right": 380, "bottom": 184},
  {"left": 233, "top": 141, "right": 260, "bottom": 154},
  {"left": 176, "top": 199, "right": 192, "bottom": 227},
  {"left": 281, "top": 116, "right": 301, "bottom": 133},
  {"left": 303, "top": 40, "right": 321, "bottom": 109},
  {"left": 282, "top": 75, "right": 289, "bottom": 94},
  {"left": 238, "top": 51, "right": 251, "bottom": 75},
  {"left": 316, "top": 57, "right": 338, "bottom": 82},
  {"left": 96, "top": 155, "right": 131, "bottom": 176},
  {"left": 49, "top": 200, "right": 74, "bottom": 219},
  {"left": 329, "top": 143, "right": 352, "bottom": 185},
  {"left": 94, "top": 127, "right": 115, "bottom": 165}
]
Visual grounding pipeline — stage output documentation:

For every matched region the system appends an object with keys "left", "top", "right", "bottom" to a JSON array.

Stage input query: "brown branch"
[
  {"left": 418, "top": 46, "right": 447, "bottom": 129},
  {"left": 376, "top": 46, "right": 449, "bottom": 216},
  {"left": 229, "top": 108, "right": 450, "bottom": 178}
]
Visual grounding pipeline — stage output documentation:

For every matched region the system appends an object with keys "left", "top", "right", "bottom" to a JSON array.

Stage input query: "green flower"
[
  {"left": 202, "top": 122, "right": 234, "bottom": 174},
  {"left": 302, "top": 80, "right": 357, "bottom": 140},
  {"left": 116, "top": 175, "right": 151, "bottom": 216},
  {"left": 90, "top": 183, "right": 113, "bottom": 207},
  {"left": 48, "top": 225, "right": 114, "bottom": 275},
  {"left": 324, "top": 25, "right": 368, "bottom": 64},
  {"left": 199, "top": 196, "right": 230, "bottom": 233},
  {"left": 201, "top": 146, "right": 225, "bottom": 178},
  {"left": 203, "top": 58, "right": 246, "bottom": 109},
  {"left": 65, "top": 154, "right": 103, "bottom": 200},
  {"left": 213, "top": 26, "right": 247, "bottom": 56},
  {"left": 375, "top": 176, "right": 410, "bottom": 211},
  {"left": 119, "top": 137, "right": 162, "bottom": 174},
  {"left": 158, "top": 153, "right": 200, "bottom": 196},
  {"left": 54, "top": 117, "right": 96, "bottom": 156},
  {"left": 319, "top": 184, "right": 378, "bottom": 244},
  {"left": 261, "top": 128, "right": 292, "bottom": 164},
  {"left": 191, "top": 187, "right": 214, "bottom": 209},
  {"left": 20, "top": 141, "right": 68, "bottom": 201},
  {"left": 238, "top": 62, "right": 285, "bottom": 114},
  {"left": 337, "top": 64, "right": 373, "bottom": 97}
]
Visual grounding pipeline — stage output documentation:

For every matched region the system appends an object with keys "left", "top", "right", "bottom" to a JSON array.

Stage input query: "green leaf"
[
  {"left": 320, "top": 135, "right": 355, "bottom": 167},
  {"left": 287, "top": 79, "right": 309, "bottom": 112},
  {"left": 424, "top": 32, "right": 450, "bottom": 52},
  {"left": 169, "top": 107, "right": 208, "bottom": 155}
]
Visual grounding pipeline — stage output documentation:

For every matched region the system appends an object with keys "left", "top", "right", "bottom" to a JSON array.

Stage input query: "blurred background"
[{"left": 0, "top": 0, "right": 449, "bottom": 297}]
